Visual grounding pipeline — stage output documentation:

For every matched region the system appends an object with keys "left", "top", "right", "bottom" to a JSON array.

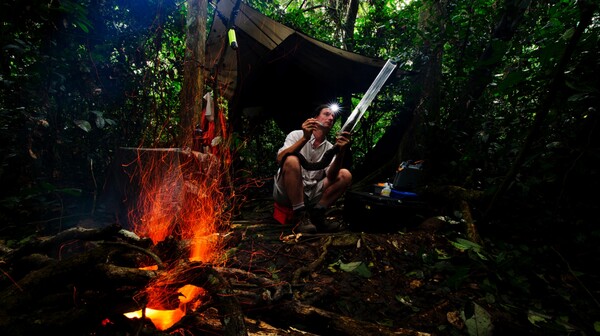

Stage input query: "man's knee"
[
  {"left": 282, "top": 155, "right": 301, "bottom": 170},
  {"left": 339, "top": 169, "right": 352, "bottom": 185}
]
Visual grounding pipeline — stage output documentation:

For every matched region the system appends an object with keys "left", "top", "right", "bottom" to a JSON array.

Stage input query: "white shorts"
[{"left": 272, "top": 173, "right": 325, "bottom": 207}]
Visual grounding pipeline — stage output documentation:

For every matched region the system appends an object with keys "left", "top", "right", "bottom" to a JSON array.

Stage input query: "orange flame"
[{"left": 123, "top": 105, "right": 233, "bottom": 330}]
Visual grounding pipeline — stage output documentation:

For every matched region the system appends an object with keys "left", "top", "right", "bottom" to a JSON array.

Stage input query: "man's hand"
[
  {"left": 336, "top": 131, "right": 352, "bottom": 151},
  {"left": 301, "top": 118, "right": 321, "bottom": 140}
]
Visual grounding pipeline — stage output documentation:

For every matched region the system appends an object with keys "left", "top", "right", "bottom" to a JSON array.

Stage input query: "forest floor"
[
  {"left": 1, "top": 185, "right": 598, "bottom": 336},
  {"left": 223, "top": 188, "right": 600, "bottom": 336}
]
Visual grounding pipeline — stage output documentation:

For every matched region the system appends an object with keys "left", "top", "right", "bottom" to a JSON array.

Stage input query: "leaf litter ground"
[{"left": 226, "top": 195, "right": 599, "bottom": 336}]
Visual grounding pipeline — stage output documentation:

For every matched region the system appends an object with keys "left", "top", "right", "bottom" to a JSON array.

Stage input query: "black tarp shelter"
[{"left": 204, "top": 0, "right": 394, "bottom": 133}]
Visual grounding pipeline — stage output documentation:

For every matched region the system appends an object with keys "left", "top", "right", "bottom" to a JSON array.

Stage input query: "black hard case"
[{"left": 343, "top": 190, "right": 430, "bottom": 232}]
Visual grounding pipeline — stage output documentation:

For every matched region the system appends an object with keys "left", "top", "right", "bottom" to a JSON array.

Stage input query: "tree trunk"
[
  {"left": 180, "top": 0, "right": 207, "bottom": 148},
  {"left": 354, "top": 0, "right": 448, "bottom": 187},
  {"left": 398, "top": 0, "right": 447, "bottom": 158},
  {"left": 342, "top": 0, "right": 359, "bottom": 51}
]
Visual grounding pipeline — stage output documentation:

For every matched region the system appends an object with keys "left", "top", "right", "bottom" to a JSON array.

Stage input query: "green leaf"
[
  {"left": 474, "top": 251, "right": 488, "bottom": 261},
  {"left": 456, "top": 238, "right": 482, "bottom": 250},
  {"left": 3, "top": 44, "right": 25, "bottom": 53},
  {"left": 435, "top": 248, "right": 451, "bottom": 260},
  {"left": 449, "top": 240, "right": 471, "bottom": 251},
  {"left": 74, "top": 120, "right": 92, "bottom": 132},
  {"left": 331, "top": 260, "right": 372, "bottom": 278},
  {"left": 461, "top": 302, "right": 493, "bottom": 336},
  {"left": 527, "top": 310, "right": 551, "bottom": 326},
  {"left": 561, "top": 27, "right": 575, "bottom": 40},
  {"left": 395, "top": 295, "right": 420, "bottom": 312},
  {"left": 338, "top": 261, "right": 362, "bottom": 272},
  {"left": 77, "top": 21, "right": 90, "bottom": 33},
  {"left": 95, "top": 115, "right": 106, "bottom": 129}
]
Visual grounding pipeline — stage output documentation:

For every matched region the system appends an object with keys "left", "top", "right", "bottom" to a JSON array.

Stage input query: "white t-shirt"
[{"left": 276, "top": 130, "right": 335, "bottom": 200}]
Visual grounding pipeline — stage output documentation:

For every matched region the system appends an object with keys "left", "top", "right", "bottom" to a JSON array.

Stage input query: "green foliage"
[
  {"left": 449, "top": 237, "right": 488, "bottom": 261},
  {"left": 1, "top": 0, "right": 596, "bottom": 246},
  {"left": 0, "top": 0, "right": 188, "bottom": 226},
  {"left": 0, "top": 0, "right": 598, "bottom": 333},
  {"left": 234, "top": 117, "right": 286, "bottom": 180},
  {"left": 431, "top": 235, "right": 600, "bottom": 334}
]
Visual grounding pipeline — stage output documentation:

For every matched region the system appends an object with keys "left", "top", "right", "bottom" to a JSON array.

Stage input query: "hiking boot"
[
  {"left": 318, "top": 220, "right": 346, "bottom": 233},
  {"left": 311, "top": 206, "right": 345, "bottom": 233},
  {"left": 293, "top": 210, "right": 317, "bottom": 234},
  {"left": 310, "top": 206, "right": 327, "bottom": 227}
]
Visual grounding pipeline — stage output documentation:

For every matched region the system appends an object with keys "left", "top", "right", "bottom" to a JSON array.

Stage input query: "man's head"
[
  {"left": 313, "top": 104, "right": 339, "bottom": 117},
  {"left": 313, "top": 104, "right": 337, "bottom": 129}
]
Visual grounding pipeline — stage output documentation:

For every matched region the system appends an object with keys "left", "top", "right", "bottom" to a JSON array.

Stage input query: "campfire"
[
  {"left": 121, "top": 145, "right": 227, "bottom": 330},
  {"left": 0, "top": 108, "right": 256, "bottom": 334}
]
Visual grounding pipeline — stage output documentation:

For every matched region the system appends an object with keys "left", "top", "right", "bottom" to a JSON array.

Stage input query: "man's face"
[{"left": 316, "top": 108, "right": 335, "bottom": 128}]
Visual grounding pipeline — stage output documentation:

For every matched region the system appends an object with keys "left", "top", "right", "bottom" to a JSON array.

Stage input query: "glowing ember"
[
  {"left": 124, "top": 285, "right": 206, "bottom": 330},
  {"left": 124, "top": 308, "right": 185, "bottom": 330}
]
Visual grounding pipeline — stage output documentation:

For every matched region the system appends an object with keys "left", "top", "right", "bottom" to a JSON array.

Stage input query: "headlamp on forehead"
[{"left": 329, "top": 103, "right": 340, "bottom": 113}]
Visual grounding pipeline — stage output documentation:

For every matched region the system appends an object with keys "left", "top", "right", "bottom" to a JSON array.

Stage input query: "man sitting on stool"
[{"left": 273, "top": 104, "right": 352, "bottom": 233}]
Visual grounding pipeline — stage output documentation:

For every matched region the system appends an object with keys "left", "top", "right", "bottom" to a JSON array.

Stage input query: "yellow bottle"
[{"left": 381, "top": 183, "right": 391, "bottom": 197}]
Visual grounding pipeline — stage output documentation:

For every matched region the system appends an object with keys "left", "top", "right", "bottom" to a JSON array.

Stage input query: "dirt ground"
[
  {"left": 224, "top": 197, "right": 506, "bottom": 336},
  {"left": 220, "top": 186, "right": 600, "bottom": 336},
  {"left": 2, "top": 187, "right": 596, "bottom": 335}
]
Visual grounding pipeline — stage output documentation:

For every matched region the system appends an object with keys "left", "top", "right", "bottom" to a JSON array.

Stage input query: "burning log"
[
  {"left": 0, "top": 243, "right": 155, "bottom": 335},
  {"left": 0, "top": 225, "right": 248, "bottom": 335}
]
